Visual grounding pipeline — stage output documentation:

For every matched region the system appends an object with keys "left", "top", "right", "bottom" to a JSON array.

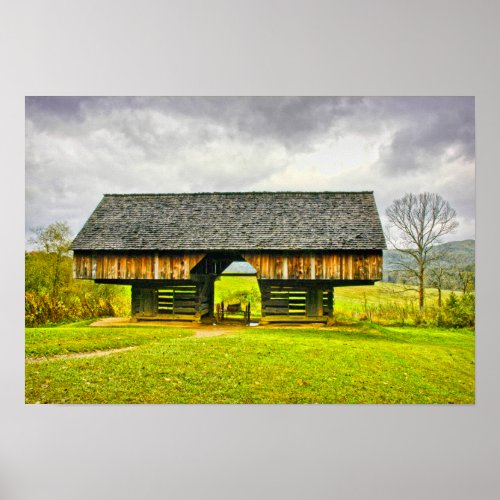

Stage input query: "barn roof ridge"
[{"left": 101, "top": 191, "right": 375, "bottom": 196}]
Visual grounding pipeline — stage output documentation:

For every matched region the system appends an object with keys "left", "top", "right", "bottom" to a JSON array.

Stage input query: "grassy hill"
[{"left": 383, "top": 239, "right": 475, "bottom": 272}]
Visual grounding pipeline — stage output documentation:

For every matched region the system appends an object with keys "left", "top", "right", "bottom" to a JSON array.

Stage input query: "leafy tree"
[
  {"left": 31, "top": 221, "right": 72, "bottom": 255},
  {"left": 25, "top": 251, "right": 53, "bottom": 293},
  {"left": 29, "top": 222, "right": 73, "bottom": 297},
  {"left": 385, "top": 193, "right": 458, "bottom": 310}
]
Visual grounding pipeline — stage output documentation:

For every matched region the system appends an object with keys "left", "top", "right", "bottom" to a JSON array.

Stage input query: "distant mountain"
[
  {"left": 384, "top": 239, "right": 475, "bottom": 273},
  {"left": 222, "top": 261, "right": 257, "bottom": 275}
]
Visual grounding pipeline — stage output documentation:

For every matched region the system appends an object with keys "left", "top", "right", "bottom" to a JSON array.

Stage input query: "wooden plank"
[
  {"left": 173, "top": 307, "right": 196, "bottom": 313},
  {"left": 262, "top": 254, "right": 269, "bottom": 279},
  {"left": 173, "top": 300, "right": 198, "bottom": 307},
  {"left": 265, "top": 299, "right": 289, "bottom": 307},
  {"left": 73, "top": 254, "right": 78, "bottom": 278},
  {"left": 132, "top": 255, "right": 139, "bottom": 279},
  {"left": 154, "top": 253, "right": 159, "bottom": 279},
  {"left": 304, "top": 254, "right": 311, "bottom": 279},
  {"left": 172, "top": 256, "right": 180, "bottom": 279},
  {"left": 136, "top": 314, "right": 199, "bottom": 322},
  {"left": 148, "top": 255, "right": 154, "bottom": 278},
  {"left": 117, "top": 255, "right": 124, "bottom": 279},
  {"left": 111, "top": 255, "right": 118, "bottom": 279},
  {"left": 74, "top": 254, "right": 80, "bottom": 278},
  {"left": 180, "top": 258, "right": 186, "bottom": 279},
  {"left": 313, "top": 254, "right": 320, "bottom": 280},
  {"left": 129, "top": 255, "right": 135, "bottom": 279},
  {"left": 90, "top": 254, "right": 95, "bottom": 279},
  {"left": 265, "top": 307, "right": 290, "bottom": 315},
  {"left": 166, "top": 255, "right": 173, "bottom": 279},
  {"left": 95, "top": 255, "right": 102, "bottom": 279},
  {"left": 275, "top": 254, "right": 283, "bottom": 279},
  {"left": 282, "top": 256, "right": 288, "bottom": 279},
  {"left": 158, "top": 255, "right": 165, "bottom": 279},
  {"left": 262, "top": 315, "right": 327, "bottom": 324}
]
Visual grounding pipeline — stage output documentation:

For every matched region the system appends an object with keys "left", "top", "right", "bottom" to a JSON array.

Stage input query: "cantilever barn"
[{"left": 71, "top": 192, "right": 386, "bottom": 323}]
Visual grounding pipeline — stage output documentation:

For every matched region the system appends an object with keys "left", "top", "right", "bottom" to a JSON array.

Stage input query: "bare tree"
[
  {"left": 425, "top": 244, "right": 455, "bottom": 308},
  {"left": 385, "top": 193, "right": 458, "bottom": 310},
  {"left": 427, "top": 264, "right": 450, "bottom": 308},
  {"left": 457, "top": 265, "right": 475, "bottom": 295}
]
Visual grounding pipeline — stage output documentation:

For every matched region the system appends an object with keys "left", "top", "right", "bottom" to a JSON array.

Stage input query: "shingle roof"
[{"left": 71, "top": 192, "right": 386, "bottom": 251}]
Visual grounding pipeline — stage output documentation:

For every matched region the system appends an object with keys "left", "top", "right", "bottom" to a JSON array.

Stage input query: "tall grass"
[{"left": 335, "top": 282, "right": 474, "bottom": 327}]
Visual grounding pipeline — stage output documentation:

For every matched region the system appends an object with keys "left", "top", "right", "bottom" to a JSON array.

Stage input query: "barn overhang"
[{"left": 73, "top": 249, "right": 383, "bottom": 282}]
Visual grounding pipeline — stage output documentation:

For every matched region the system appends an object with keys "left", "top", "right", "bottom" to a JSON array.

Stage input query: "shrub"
[
  {"left": 25, "top": 284, "right": 131, "bottom": 327},
  {"left": 437, "top": 292, "right": 475, "bottom": 328}
]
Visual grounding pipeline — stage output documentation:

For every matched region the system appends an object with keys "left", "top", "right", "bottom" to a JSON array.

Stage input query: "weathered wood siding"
[
  {"left": 243, "top": 251, "right": 382, "bottom": 280},
  {"left": 74, "top": 251, "right": 382, "bottom": 281},
  {"left": 73, "top": 252, "right": 206, "bottom": 280}
]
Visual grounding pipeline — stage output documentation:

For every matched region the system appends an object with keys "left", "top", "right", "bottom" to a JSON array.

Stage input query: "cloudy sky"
[{"left": 25, "top": 96, "right": 475, "bottom": 246}]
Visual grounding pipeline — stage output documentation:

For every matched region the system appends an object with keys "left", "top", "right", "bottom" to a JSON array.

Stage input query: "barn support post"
[
  {"left": 258, "top": 281, "right": 270, "bottom": 325},
  {"left": 131, "top": 284, "right": 139, "bottom": 318},
  {"left": 327, "top": 288, "right": 334, "bottom": 317},
  {"left": 194, "top": 274, "right": 216, "bottom": 322},
  {"left": 326, "top": 288, "right": 335, "bottom": 325}
]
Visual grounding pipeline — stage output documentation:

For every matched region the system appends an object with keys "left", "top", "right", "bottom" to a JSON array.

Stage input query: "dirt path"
[
  {"left": 90, "top": 317, "right": 249, "bottom": 338},
  {"left": 192, "top": 326, "right": 244, "bottom": 338},
  {"left": 26, "top": 346, "right": 138, "bottom": 363}
]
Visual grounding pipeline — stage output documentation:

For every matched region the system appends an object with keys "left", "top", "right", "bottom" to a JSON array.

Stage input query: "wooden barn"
[{"left": 71, "top": 192, "right": 386, "bottom": 323}]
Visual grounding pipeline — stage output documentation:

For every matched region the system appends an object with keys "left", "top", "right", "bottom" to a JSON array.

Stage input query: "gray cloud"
[
  {"left": 26, "top": 96, "right": 475, "bottom": 158},
  {"left": 372, "top": 97, "right": 475, "bottom": 174},
  {"left": 25, "top": 96, "right": 475, "bottom": 245}
]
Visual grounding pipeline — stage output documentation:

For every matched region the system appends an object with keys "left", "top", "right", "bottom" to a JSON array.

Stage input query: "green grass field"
[
  {"left": 25, "top": 278, "right": 474, "bottom": 404},
  {"left": 25, "top": 321, "right": 474, "bottom": 404}
]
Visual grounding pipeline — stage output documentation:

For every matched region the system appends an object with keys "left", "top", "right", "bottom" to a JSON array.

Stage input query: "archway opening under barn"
[
  {"left": 189, "top": 252, "right": 259, "bottom": 324},
  {"left": 214, "top": 259, "right": 260, "bottom": 324}
]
